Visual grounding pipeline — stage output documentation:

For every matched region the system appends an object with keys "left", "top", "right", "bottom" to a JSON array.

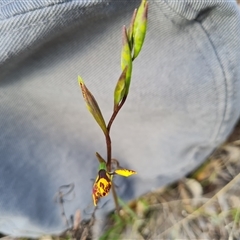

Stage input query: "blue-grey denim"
[{"left": 0, "top": 0, "right": 240, "bottom": 237}]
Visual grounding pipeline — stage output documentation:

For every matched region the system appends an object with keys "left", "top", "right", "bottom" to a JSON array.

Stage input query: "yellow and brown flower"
[{"left": 92, "top": 169, "right": 112, "bottom": 206}]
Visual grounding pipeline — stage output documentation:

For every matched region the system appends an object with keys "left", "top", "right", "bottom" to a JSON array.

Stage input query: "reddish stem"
[
  {"left": 105, "top": 133, "right": 112, "bottom": 172},
  {"left": 107, "top": 96, "right": 127, "bottom": 133},
  {"left": 106, "top": 96, "right": 127, "bottom": 171}
]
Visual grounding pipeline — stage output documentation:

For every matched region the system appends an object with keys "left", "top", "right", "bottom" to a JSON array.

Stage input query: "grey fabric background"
[{"left": 0, "top": 0, "right": 240, "bottom": 237}]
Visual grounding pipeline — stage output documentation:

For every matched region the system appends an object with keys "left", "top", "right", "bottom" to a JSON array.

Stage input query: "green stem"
[{"left": 111, "top": 184, "right": 120, "bottom": 214}]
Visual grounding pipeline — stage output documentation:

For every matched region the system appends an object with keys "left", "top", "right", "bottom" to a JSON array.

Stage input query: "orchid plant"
[{"left": 78, "top": 0, "right": 148, "bottom": 208}]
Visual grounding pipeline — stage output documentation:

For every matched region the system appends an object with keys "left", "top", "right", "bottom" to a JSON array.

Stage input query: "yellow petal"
[
  {"left": 115, "top": 169, "right": 137, "bottom": 177},
  {"left": 92, "top": 184, "right": 100, "bottom": 206}
]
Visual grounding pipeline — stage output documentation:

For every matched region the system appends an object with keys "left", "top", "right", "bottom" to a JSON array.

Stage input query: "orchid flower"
[
  {"left": 92, "top": 153, "right": 136, "bottom": 206},
  {"left": 78, "top": 0, "right": 148, "bottom": 208}
]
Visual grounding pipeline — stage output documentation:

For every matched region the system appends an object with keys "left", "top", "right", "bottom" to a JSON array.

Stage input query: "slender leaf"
[
  {"left": 96, "top": 152, "right": 107, "bottom": 169},
  {"left": 133, "top": 0, "right": 148, "bottom": 60},
  {"left": 127, "top": 8, "right": 137, "bottom": 50},
  {"left": 113, "top": 66, "right": 128, "bottom": 110},
  {"left": 78, "top": 76, "right": 107, "bottom": 135},
  {"left": 121, "top": 26, "right": 132, "bottom": 95}
]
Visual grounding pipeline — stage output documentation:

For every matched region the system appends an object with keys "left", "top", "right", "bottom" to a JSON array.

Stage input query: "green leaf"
[
  {"left": 121, "top": 26, "right": 132, "bottom": 95},
  {"left": 113, "top": 66, "right": 128, "bottom": 110},
  {"left": 78, "top": 76, "right": 108, "bottom": 135},
  {"left": 127, "top": 8, "right": 137, "bottom": 50},
  {"left": 133, "top": 0, "right": 148, "bottom": 60},
  {"left": 96, "top": 152, "right": 107, "bottom": 170}
]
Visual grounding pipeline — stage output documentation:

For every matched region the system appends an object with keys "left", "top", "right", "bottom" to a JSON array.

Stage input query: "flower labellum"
[{"left": 92, "top": 169, "right": 112, "bottom": 206}]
